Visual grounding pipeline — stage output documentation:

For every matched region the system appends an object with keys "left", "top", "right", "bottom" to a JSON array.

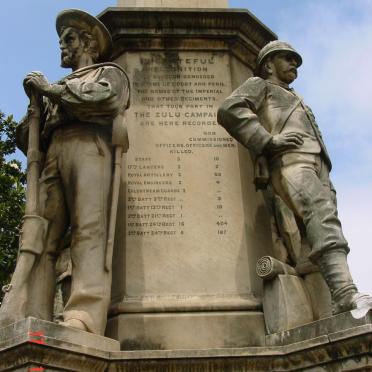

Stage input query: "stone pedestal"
[
  {"left": 0, "top": 317, "right": 119, "bottom": 371},
  {"left": 1, "top": 312, "right": 371, "bottom": 370},
  {"left": 98, "top": 7, "right": 276, "bottom": 349}
]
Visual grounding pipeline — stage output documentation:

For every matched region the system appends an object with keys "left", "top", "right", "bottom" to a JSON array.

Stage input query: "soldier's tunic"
[
  {"left": 17, "top": 62, "right": 130, "bottom": 334},
  {"left": 217, "top": 77, "right": 349, "bottom": 260}
]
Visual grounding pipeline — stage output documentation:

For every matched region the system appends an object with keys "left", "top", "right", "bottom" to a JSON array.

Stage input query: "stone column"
[{"left": 100, "top": 6, "right": 276, "bottom": 350}]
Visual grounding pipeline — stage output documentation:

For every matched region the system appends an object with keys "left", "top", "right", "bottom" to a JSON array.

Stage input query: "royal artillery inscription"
[
  {"left": 125, "top": 54, "right": 237, "bottom": 250},
  {"left": 109, "top": 51, "right": 268, "bottom": 344}
]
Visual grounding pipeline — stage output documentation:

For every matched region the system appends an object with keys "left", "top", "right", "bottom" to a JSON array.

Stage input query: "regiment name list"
[{"left": 126, "top": 52, "right": 235, "bottom": 240}]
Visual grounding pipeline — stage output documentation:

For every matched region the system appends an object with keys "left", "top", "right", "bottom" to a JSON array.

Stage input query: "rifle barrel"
[{"left": 25, "top": 94, "right": 41, "bottom": 215}]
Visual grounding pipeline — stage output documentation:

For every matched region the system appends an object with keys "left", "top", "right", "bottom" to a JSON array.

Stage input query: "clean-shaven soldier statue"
[
  {"left": 0, "top": 10, "right": 129, "bottom": 334},
  {"left": 218, "top": 40, "right": 372, "bottom": 317}
]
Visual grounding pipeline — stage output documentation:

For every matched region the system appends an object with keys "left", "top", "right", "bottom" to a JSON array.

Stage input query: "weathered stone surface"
[
  {"left": 98, "top": 7, "right": 276, "bottom": 349},
  {"left": 0, "top": 313, "right": 371, "bottom": 371},
  {"left": 99, "top": 8, "right": 277, "bottom": 70},
  {"left": 0, "top": 317, "right": 118, "bottom": 371},
  {"left": 118, "top": 0, "right": 228, "bottom": 7},
  {"left": 266, "top": 309, "right": 372, "bottom": 346},
  {"left": 303, "top": 271, "right": 332, "bottom": 320},
  {"left": 0, "top": 317, "right": 120, "bottom": 352},
  {"left": 106, "top": 311, "right": 265, "bottom": 350},
  {"left": 257, "top": 256, "right": 332, "bottom": 333},
  {"left": 110, "top": 51, "right": 261, "bottom": 313},
  {"left": 262, "top": 274, "right": 314, "bottom": 334}
]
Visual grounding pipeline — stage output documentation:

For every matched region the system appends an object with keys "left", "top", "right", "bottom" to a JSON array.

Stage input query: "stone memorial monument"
[
  {"left": 100, "top": 0, "right": 278, "bottom": 351},
  {"left": 0, "top": 1, "right": 371, "bottom": 371}
]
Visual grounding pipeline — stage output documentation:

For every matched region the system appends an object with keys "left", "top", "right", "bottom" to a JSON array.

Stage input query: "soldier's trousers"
[
  {"left": 26, "top": 124, "right": 112, "bottom": 335},
  {"left": 270, "top": 153, "right": 349, "bottom": 261}
]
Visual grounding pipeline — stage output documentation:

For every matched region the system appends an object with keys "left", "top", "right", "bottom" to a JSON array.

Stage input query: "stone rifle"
[
  {"left": 0, "top": 92, "right": 48, "bottom": 319},
  {"left": 21, "top": 92, "right": 48, "bottom": 257}
]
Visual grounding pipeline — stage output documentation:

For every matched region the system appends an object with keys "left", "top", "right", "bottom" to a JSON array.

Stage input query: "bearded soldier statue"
[
  {"left": 218, "top": 40, "right": 372, "bottom": 318},
  {"left": 0, "top": 9, "right": 130, "bottom": 335}
]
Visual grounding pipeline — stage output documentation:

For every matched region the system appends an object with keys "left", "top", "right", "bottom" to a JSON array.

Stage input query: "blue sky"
[{"left": 0, "top": 1, "right": 371, "bottom": 293}]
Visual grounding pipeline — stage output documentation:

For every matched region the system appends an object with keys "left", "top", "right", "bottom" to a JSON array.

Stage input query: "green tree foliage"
[{"left": 0, "top": 111, "right": 26, "bottom": 295}]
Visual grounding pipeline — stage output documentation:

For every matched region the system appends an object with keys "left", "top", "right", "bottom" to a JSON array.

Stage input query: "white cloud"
[
  {"left": 280, "top": 1, "right": 372, "bottom": 128},
  {"left": 337, "top": 184, "right": 372, "bottom": 293},
  {"left": 274, "top": 1, "right": 372, "bottom": 294}
]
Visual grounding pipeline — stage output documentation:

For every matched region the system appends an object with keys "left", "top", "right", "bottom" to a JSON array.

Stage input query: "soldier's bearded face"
[
  {"left": 59, "top": 27, "right": 85, "bottom": 68},
  {"left": 270, "top": 52, "right": 298, "bottom": 84}
]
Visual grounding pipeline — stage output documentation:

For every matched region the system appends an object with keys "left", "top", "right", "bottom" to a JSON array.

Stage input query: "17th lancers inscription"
[
  {"left": 123, "top": 52, "right": 241, "bottom": 250},
  {"left": 114, "top": 51, "right": 247, "bottom": 298}
]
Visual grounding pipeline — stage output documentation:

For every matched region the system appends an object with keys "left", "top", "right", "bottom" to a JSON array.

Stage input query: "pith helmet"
[
  {"left": 257, "top": 40, "right": 302, "bottom": 71},
  {"left": 56, "top": 9, "right": 113, "bottom": 62}
]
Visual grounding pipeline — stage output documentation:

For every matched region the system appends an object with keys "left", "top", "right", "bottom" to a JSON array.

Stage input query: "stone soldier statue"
[
  {"left": 0, "top": 9, "right": 130, "bottom": 334},
  {"left": 217, "top": 40, "right": 372, "bottom": 317}
]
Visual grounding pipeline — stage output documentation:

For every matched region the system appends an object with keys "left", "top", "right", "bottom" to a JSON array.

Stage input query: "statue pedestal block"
[
  {"left": 106, "top": 310, "right": 265, "bottom": 350},
  {"left": 266, "top": 308, "right": 372, "bottom": 346},
  {"left": 0, "top": 317, "right": 119, "bottom": 371},
  {"left": 0, "top": 313, "right": 371, "bottom": 370},
  {"left": 99, "top": 6, "right": 276, "bottom": 351}
]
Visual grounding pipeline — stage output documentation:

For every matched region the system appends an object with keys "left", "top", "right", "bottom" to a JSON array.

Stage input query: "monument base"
[
  {"left": 0, "top": 317, "right": 119, "bottom": 371},
  {"left": 0, "top": 312, "right": 371, "bottom": 371},
  {"left": 106, "top": 310, "right": 266, "bottom": 350}
]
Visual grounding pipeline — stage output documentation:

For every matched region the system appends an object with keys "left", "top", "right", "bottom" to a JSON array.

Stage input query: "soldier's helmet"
[{"left": 257, "top": 40, "right": 302, "bottom": 75}]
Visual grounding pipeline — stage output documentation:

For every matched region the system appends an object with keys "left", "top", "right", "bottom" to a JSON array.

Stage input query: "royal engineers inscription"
[
  {"left": 111, "top": 51, "right": 263, "bottom": 310},
  {"left": 128, "top": 54, "right": 235, "bottom": 239}
]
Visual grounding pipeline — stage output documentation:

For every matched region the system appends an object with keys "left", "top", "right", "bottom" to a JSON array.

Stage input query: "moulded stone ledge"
[
  {"left": 0, "top": 313, "right": 371, "bottom": 371},
  {"left": 98, "top": 8, "right": 277, "bottom": 68}
]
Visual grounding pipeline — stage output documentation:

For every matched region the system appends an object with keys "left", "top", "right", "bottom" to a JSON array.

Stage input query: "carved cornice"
[{"left": 98, "top": 8, "right": 277, "bottom": 69}]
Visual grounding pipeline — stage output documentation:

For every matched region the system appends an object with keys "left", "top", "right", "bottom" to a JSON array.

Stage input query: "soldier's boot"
[
  {"left": 316, "top": 249, "right": 372, "bottom": 318},
  {"left": 59, "top": 318, "right": 89, "bottom": 332}
]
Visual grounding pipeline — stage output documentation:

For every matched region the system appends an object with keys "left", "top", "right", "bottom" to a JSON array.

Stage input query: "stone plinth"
[
  {"left": 1, "top": 313, "right": 371, "bottom": 371},
  {"left": 98, "top": 7, "right": 276, "bottom": 349},
  {"left": 266, "top": 308, "right": 372, "bottom": 346},
  {"left": 0, "top": 317, "right": 119, "bottom": 371}
]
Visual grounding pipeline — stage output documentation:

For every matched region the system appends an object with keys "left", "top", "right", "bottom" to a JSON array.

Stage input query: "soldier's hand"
[
  {"left": 267, "top": 132, "right": 304, "bottom": 152},
  {"left": 23, "top": 71, "right": 51, "bottom": 96}
]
